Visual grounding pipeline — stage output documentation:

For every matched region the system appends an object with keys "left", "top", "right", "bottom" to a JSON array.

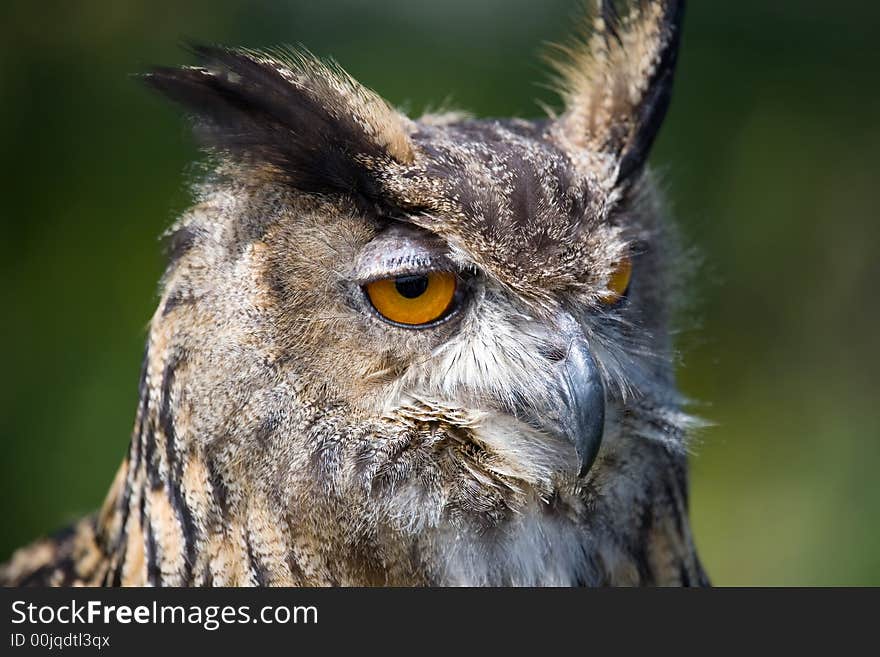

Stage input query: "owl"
[{"left": 2, "top": 0, "right": 708, "bottom": 586}]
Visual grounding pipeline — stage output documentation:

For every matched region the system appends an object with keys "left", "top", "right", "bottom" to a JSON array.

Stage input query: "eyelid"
[
  {"left": 356, "top": 255, "right": 457, "bottom": 285},
  {"left": 353, "top": 227, "right": 457, "bottom": 283}
]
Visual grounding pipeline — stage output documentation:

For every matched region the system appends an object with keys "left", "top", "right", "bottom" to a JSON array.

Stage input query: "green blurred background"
[{"left": 1, "top": 0, "right": 878, "bottom": 585}]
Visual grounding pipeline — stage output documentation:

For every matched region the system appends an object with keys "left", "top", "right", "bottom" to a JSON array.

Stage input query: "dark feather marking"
[
  {"left": 47, "top": 523, "right": 77, "bottom": 547},
  {"left": 17, "top": 560, "right": 72, "bottom": 587},
  {"left": 144, "top": 46, "right": 400, "bottom": 213},
  {"left": 284, "top": 517, "right": 307, "bottom": 583},
  {"left": 572, "top": 539, "right": 601, "bottom": 586},
  {"left": 129, "top": 375, "right": 150, "bottom": 476},
  {"left": 206, "top": 455, "right": 230, "bottom": 517},
  {"left": 110, "top": 458, "right": 132, "bottom": 558},
  {"left": 661, "top": 478, "right": 686, "bottom": 540},
  {"left": 162, "top": 225, "right": 199, "bottom": 269},
  {"left": 143, "top": 423, "right": 161, "bottom": 491},
  {"left": 600, "top": 0, "right": 623, "bottom": 46},
  {"left": 615, "top": 0, "right": 685, "bottom": 184},
  {"left": 107, "top": 560, "right": 123, "bottom": 587},
  {"left": 14, "top": 566, "right": 54, "bottom": 587},
  {"left": 159, "top": 353, "right": 181, "bottom": 479},
  {"left": 162, "top": 289, "right": 195, "bottom": 316},
  {"left": 679, "top": 562, "right": 691, "bottom": 586},
  {"left": 201, "top": 560, "right": 214, "bottom": 586},
  {"left": 286, "top": 554, "right": 305, "bottom": 584},
  {"left": 245, "top": 533, "right": 270, "bottom": 586},
  {"left": 135, "top": 343, "right": 150, "bottom": 404},
  {"left": 410, "top": 120, "right": 594, "bottom": 283},
  {"left": 664, "top": 451, "right": 711, "bottom": 586},
  {"left": 254, "top": 412, "right": 280, "bottom": 446},
  {"left": 140, "top": 356, "right": 160, "bottom": 496},
  {"left": 508, "top": 152, "right": 543, "bottom": 232},
  {"left": 75, "top": 516, "right": 102, "bottom": 582},
  {"left": 158, "top": 352, "right": 199, "bottom": 583},
  {"left": 631, "top": 498, "right": 655, "bottom": 583},
  {"left": 142, "top": 495, "right": 161, "bottom": 586},
  {"left": 169, "top": 474, "right": 198, "bottom": 584}
]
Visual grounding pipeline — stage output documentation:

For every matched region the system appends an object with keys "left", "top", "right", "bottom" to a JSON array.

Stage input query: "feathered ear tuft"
[
  {"left": 547, "top": 0, "right": 684, "bottom": 188},
  {"left": 144, "top": 45, "right": 415, "bottom": 203}
]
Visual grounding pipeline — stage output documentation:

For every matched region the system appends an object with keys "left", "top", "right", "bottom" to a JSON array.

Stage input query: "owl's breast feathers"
[{"left": 2, "top": 429, "right": 708, "bottom": 586}]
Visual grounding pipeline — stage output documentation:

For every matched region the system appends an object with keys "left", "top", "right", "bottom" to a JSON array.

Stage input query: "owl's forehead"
[
  {"left": 377, "top": 118, "right": 615, "bottom": 298},
  {"left": 408, "top": 118, "right": 592, "bottom": 225}
]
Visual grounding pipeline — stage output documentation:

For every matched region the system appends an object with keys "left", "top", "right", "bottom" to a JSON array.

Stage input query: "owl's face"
[
  {"left": 129, "top": 1, "right": 693, "bottom": 584},
  {"left": 263, "top": 115, "right": 673, "bottom": 476}
]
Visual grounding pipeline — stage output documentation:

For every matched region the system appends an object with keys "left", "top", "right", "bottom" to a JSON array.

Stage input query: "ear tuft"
[
  {"left": 547, "top": 0, "right": 685, "bottom": 187},
  {"left": 144, "top": 45, "right": 415, "bottom": 202}
]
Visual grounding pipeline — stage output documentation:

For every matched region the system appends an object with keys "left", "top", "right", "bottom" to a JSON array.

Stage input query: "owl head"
[{"left": 103, "top": 0, "right": 696, "bottom": 585}]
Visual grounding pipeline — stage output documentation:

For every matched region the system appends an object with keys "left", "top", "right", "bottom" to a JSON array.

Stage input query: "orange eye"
[
  {"left": 599, "top": 256, "right": 633, "bottom": 304},
  {"left": 365, "top": 271, "right": 458, "bottom": 327}
]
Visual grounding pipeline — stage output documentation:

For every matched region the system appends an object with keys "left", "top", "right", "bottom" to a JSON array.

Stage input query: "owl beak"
[
  {"left": 556, "top": 332, "right": 606, "bottom": 478},
  {"left": 508, "top": 317, "right": 605, "bottom": 477}
]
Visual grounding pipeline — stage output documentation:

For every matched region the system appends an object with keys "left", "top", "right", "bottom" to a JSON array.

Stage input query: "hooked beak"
[
  {"left": 512, "top": 316, "right": 605, "bottom": 478},
  {"left": 556, "top": 333, "right": 605, "bottom": 477}
]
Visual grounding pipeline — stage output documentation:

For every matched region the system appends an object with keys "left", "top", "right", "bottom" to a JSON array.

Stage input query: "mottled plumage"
[{"left": 2, "top": 0, "right": 708, "bottom": 587}]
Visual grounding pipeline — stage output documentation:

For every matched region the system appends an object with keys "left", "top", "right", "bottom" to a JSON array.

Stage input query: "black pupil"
[{"left": 394, "top": 275, "right": 429, "bottom": 299}]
